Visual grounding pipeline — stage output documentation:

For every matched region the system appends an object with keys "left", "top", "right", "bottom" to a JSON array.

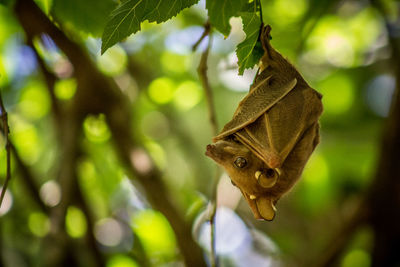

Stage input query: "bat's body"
[{"left": 206, "top": 25, "right": 323, "bottom": 221}]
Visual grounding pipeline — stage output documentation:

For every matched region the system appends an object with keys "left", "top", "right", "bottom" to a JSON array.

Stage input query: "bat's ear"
[
  {"left": 255, "top": 168, "right": 279, "bottom": 188},
  {"left": 256, "top": 196, "right": 276, "bottom": 221}
]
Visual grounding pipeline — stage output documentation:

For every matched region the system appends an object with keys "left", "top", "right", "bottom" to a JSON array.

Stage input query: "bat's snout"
[
  {"left": 205, "top": 143, "right": 225, "bottom": 165},
  {"left": 205, "top": 144, "right": 216, "bottom": 158}
]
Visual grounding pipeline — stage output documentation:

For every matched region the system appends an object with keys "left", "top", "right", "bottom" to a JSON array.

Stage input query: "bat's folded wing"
[
  {"left": 236, "top": 85, "right": 323, "bottom": 168},
  {"left": 213, "top": 76, "right": 297, "bottom": 141}
]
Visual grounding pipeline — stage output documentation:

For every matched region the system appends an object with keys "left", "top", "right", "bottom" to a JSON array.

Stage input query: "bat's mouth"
[{"left": 241, "top": 190, "right": 276, "bottom": 221}]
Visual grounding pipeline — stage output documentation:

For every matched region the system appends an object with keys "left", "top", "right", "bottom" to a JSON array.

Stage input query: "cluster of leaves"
[{"left": 100, "top": 0, "right": 265, "bottom": 74}]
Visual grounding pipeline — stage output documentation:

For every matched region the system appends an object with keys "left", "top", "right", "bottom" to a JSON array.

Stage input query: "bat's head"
[{"left": 205, "top": 137, "right": 279, "bottom": 221}]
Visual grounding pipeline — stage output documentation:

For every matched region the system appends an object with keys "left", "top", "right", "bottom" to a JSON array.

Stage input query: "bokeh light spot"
[
  {"left": 107, "top": 255, "right": 139, "bottom": 267},
  {"left": 319, "top": 73, "right": 355, "bottom": 115},
  {"left": 305, "top": 9, "right": 382, "bottom": 68},
  {"left": 131, "top": 209, "right": 176, "bottom": 257},
  {"left": 274, "top": 0, "right": 307, "bottom": 22},
  {"left": 94, "top": 218, "right": 123, "bottom": 247},
  {"left": 39, "top": 180, "right": 61, "bottom": 207},
  {"left": 83, "top": 114, "right": 111, "bottom": 143},
  {"left": 173, "top": 80, "right": 202, "bottom": 110},
  {"left": 262, "top": 0, "right": 307, "bottom": 25},
  {"left": 365, "top": 75, "right": 395, "bottom": 117},
  {"left": 28, "top": 212, "right": 50, "bottom": 237},
  {"left": 130, "top": 148, "right": 153, "bottom": 175},
  {"left": 148, "top": 77, "right": 176, "bottom": 104},
  {"left": 55, "top": 78, "right": 77, "bottom": 100},
  {"left": 11, "top": 116, "right": 41, "bottom": 164},
  {"left": 97, "top": 45, "right": 127, "bottom": 76},
  {"left": 341, "top": 249, "right": 371, "bottom": 267},
  {"left": 303, "top": 153, "right": 329, "bottom": 185},
  {"left": 161, "top": 52, "right": 189, "bottom": 73},
  {"left": 66, "top": 206, "right": 87, "bottom": 238},
  {"left": 19, "top": 80, "right": 50, "bottom": 119}
]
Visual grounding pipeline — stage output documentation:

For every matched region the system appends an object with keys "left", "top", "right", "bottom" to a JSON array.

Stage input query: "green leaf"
[
  {"left": 101, "top": 0, "right": 199, "bottom": 54},
  {"left": 52, "top": 0, "right": 116, "bottom": 36},
  {"left": 236, "top": 11, "right": 263, "bottom": 75},
  {"left": 206, "top": 0, "right": 248, "bottom": 36}
]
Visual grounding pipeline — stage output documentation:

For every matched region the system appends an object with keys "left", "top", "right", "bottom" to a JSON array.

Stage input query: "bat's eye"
[{"left": 234, "top": 157, "right": 247, "bottom": 168}]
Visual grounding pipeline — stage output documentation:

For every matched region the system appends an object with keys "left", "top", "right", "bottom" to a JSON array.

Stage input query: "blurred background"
[{"left": 0, "top": 0, "right": 399, "bottom": 266}]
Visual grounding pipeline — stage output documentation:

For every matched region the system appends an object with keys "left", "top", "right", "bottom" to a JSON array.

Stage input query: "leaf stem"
[{"left": 257, "top": 0, "right": 264, "bottom": 24}]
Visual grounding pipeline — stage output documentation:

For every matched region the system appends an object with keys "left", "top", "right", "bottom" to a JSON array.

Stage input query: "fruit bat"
[{"left": 205, "top": 25, "right": 323, "bottom": 221}]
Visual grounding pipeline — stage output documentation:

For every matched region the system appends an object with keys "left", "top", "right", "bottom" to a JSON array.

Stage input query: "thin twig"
[
  {"left": 192, "top": 21, "right": 211, "bottom": 52},
  {"left": 197, "top": 33, "right": 221, "bottom": 267},
  {"left": 198, "top": 35, "right": 218, "bottom": 135},
  {"left": 0, "top": 90, "right": 11, "bottom": 208}
]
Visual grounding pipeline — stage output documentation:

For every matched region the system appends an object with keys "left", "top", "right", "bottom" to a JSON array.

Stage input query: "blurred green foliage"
[{"left": 0, "top": 0, "right": 394, "bottom": 266}]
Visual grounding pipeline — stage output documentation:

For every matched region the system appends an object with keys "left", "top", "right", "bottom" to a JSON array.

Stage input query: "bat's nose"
[{"left": 205, "top": 144, "right": 215, "bottom": 157}]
